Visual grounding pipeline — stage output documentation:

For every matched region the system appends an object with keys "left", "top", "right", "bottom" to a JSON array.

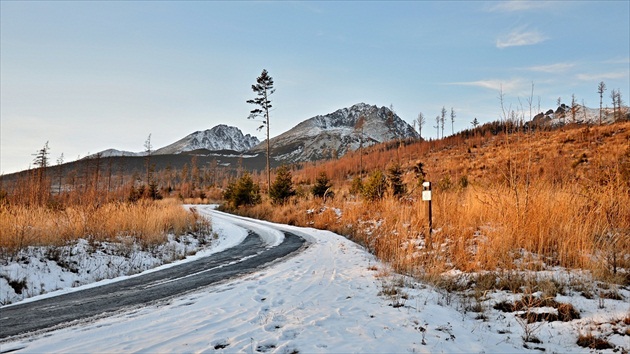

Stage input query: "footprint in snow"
[
  {"left": 211, "top": 338, "right": 230, "bottom": 350},
  {"left": 281, "top": 329, "right": 300, "bottom": 340},
  {"left": 263, "top": 322, "right": 283, "bottom": 332},
  {"left": 255, "top": 341, "right": 277, "bottom": 353}
]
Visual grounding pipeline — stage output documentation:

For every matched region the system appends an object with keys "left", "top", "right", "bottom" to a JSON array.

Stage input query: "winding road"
[{"left": 0, "top": 214, "right": 306, "bottom": 340}]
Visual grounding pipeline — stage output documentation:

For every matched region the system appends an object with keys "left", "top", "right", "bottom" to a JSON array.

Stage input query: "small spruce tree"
[
  {"left": 148, "top": 179, "right": 162, "bottom": 200},
  {"left": 387, "top": 163, "right": 407, "bottom": 197},
  {"left": 312, "top": 172, "right": 333, "bottom": 199},
  {"left": 350, "top": 176, "right": 364, "bottom": 196},
  {"left": 224, "top": 172, "right": 261, "bottom": 209},
  {"left": 362, "top": 170, "right": 387, "bottom": 201},
  {"left": 269, "top": 165, "right": 296, "bottom": 205}
]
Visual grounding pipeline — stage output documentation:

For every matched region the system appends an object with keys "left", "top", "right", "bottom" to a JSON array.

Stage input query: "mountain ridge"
[
  {"left": 250, "top": 103, "right": 420, "bottom": 162},
  {"left": 153, "top": 124, "right": 260, "bottom": 155}
]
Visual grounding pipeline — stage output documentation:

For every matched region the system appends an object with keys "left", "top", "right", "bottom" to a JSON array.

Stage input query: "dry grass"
[
  {"left": 576, "top": 332, "right": 613, "bottom": 350},
  {"left": 0, "top": 199, "right": 208, "bottom": 258},
  {"left": 235, "top": 122, "right": 630, "bottom": 284}
]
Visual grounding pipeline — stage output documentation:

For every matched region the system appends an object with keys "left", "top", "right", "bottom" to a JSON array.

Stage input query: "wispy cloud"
[
  {"left": 603, "top": 57, "right": 630, "bottom": 65},
  {"left": 497, "top": 28, "right": 548, "bottom": 48},
  {"left": 576, "top": 71, "right": 628, "bottom": 81},
  {"left": 488, "top": 1, "right": 553, "bottom": 13},
  {"left": 448, "top": 79, "right": 525, "bottom": 93},
  {"left": 525, "top": 62, "right": 575, "bottom": 73}
]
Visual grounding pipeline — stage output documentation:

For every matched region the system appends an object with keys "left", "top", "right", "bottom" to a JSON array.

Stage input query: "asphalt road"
[{"left": 0, "top": 229, "right": 305, "bottom": 339}]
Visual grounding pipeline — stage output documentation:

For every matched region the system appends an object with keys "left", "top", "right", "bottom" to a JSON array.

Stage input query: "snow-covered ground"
[{"left": 1, "top": 206, "right": 628, "bottom": 353}]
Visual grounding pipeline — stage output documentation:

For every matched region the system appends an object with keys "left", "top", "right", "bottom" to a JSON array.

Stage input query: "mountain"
[
  {"left": 530, "top": 104, "right": 627, "bottom": 126},
  {"left": 85, "top": 125, "right": 259, "bottom": 160},
  {"left": 250, "top": 103, "right": 420, "bottom": 162},
  {"left": 152, "top": 125, "right": 260, "bottom": 155},
  {"left": 89, "top": 149, "right": 147, "bottom": 158}
]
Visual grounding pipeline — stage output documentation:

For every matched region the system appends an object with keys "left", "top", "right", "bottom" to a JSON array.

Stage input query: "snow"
[
  {"left": 1, "top": 206, "right": 629, "bottom": 353},
  {"left": 0, "top": 206, "right": 249, "bottom": 306}
]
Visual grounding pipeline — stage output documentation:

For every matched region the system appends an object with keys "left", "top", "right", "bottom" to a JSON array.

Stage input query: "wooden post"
[{"left": 422, "top": 181, "right": 432, "bottom": 249}]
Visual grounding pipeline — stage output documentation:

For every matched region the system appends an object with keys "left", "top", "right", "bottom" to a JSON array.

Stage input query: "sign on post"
[
  {"left": 422, "top": 182, "right": 432, "bottom": 245},
  {"left": 422, "top": 182, "right": 432, "bottom": 201}
]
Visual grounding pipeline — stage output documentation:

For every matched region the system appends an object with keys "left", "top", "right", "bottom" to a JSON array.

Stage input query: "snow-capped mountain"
[
  {"left": 250, "top": 103, "right": 420, "bottom": 162},
  {"left": 86, "top": 149, "right": 147, "bottom": 158},
  {"left": 531, "top": 104, "right": 628, "bottom": 126},
  {"left": 153, "top": 125, "right": 260, "bottom": 155}
]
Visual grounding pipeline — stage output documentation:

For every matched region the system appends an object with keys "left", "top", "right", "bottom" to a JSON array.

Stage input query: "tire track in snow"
[{"left": 0, "top": 218, "right": 305, "bottom": 340}]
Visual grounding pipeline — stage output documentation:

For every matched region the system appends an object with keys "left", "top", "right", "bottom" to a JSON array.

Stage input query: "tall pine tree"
[{"left": 247, "top": 69, "right": 275, "bottom": 193}]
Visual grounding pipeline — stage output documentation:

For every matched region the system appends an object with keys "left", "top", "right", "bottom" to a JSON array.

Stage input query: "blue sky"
[{"left": 2, "top": 1, "right": 629, "bottom": 174}]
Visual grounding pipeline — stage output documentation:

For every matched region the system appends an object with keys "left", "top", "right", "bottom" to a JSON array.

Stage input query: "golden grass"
[
  {"left": 0, "top": 199, "right": 208, "bottom": 256},
  {"left": 235, "top": 122, "right": 630, "bottom": 283}
]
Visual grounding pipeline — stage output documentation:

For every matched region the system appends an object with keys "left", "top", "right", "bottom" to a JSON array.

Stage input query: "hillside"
[{"left": 234, "top": 121, "right": 630, "bottom": 283}]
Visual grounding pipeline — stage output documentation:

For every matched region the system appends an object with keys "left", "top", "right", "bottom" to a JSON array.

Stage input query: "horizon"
[{"left": 2, "top": 1, "right": 629, "bottom": 174}]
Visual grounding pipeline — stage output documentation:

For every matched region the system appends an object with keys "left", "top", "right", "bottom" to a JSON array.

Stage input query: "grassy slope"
[{"left": 236, "top": 122, "right": 630, "bottom": 284}]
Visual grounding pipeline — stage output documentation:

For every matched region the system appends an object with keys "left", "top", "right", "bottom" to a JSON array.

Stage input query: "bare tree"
[
  {"left": 434, "top": 115, "right": 440, "bottom": 139},
  {"left": 106, "top": 158, "right": 113, "bottom": 196},
  {"left": 144, "top": 134, "right": 153, "bottom": 186},
  {"left": 570, "top": 94, "right": 579, "bottom": 124},
  {"left": 416, "top": 112, "right": 425, "bottom": 139},
  {"left": 386, "top": 104, "right": 396, "bottom": 139},
  {"left": 247, "top": 69, "right": 275, "bottom": 193},
  {"left": 354, "top": 116, "right": 366, "bottom": 177},
  {"left": 556, "top": 97, "right": 565, "bottom": 125},
  {"left": 386, "top": 104, "right": 402, "bottom": 162},
  {"left": 598, "top": 81, "right": 606, "bottom": 125},
  {"left": 440, "top": 106, "right": 446, "bottom": 138},
  {"left": 450, "top": 107, "right": 456, "bottom": 135},
  {"left": 56, "top": 153, "right": 64, "bottom": 195},
  {"left": 93, "top": 152, "right": 102, "bottom": 193},
  {"left": 610, "top": 89, "right": 623, "bottom": 122}
]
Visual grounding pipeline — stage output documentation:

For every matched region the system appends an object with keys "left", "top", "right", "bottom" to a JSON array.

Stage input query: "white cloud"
[
  {"left": 603, "top": 57, "right": 630, "bottom": 65},
  {"left": 496, "top": 28, "right": 548, "bottom": 48},
  {"left": 526, "top": 62, "right": 575, "bottom": 73},
  {"left": 488, "top": 1, "right": 553, "bottom": 12},
  {"left": 576, "top": 71, "right": 629, "bottom": 81},
  {"left": 448, "top": 79, "right": 526, "bottom": 93}
]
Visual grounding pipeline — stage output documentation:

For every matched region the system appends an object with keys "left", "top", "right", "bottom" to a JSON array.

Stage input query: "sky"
[{"left": 1, "top": 0, "right": 629, "bottom": 174}]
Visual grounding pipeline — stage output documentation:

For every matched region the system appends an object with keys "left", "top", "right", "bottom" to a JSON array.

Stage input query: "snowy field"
[{"left": 1, "top": 205, "right": 628, "bottom": 353}]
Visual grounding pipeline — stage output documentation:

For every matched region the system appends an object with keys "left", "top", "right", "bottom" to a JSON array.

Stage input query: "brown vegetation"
[
  {"left": 234, "top": 122, "right": 630, "bottom": 284},
  {"left": 3, "top": 118, "right": 628, "bottom": 290},
  {"left": 0, "top": 153, "right": 211, "bottom": 259},
  {"left": 0, "top": 200, "right": 208, "bottom": 258}
]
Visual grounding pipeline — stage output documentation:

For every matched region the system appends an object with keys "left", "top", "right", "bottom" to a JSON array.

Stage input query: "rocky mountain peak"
[
  {"left": 153, "top": 125, "right": 260, "bottom": 155},
  {"left": 250, "top": 103, "right": 420, "bottom": 162}
]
